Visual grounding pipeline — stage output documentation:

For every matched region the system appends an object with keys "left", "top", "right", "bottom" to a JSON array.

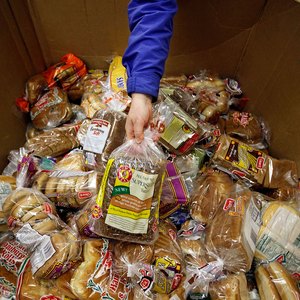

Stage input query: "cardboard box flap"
[{"left": 237, "top": 0, "right": 300, "bottom": 167}]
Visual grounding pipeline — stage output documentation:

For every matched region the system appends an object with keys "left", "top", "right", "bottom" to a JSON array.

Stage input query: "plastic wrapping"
[
  {"left": 0, "top": 176, "right": 16, "bottom": 231},
  {"left": 160, "top": 150, "right": 201, "bottom": 218},
  {"left": 255, "top": 262, "right": 300, "bottom": 300},
  {"left": 54, "top": 149, "right": 86, "bottom": 172},
  {"left": 17, "top": 260, "right": 78, "bottom": 300},
  {"left": 25, "top": 124, "right": 80, "bottom": 158},
  {"left": 190, "top": 169, "right": 234, "bottom": 224},
  {"left": 152, "top": 93, "right": 204, "bottom": 155},
  {"left": 70, "top": 239, "right": 133, "bottom": 300},
  {"left": 20, "top": 53, "right": 87, "bottom": 107},
  {"left": 30, "top": 87, "right": 73, "bottom": 129},
  {"left": 83, "top": 108, "right": 127, "bottom": 171},
  {"left": 66, "top": 104, "right": 87, "bottom": 124},
  {"left": 0, "top": 234, "right": 29, "bottom": 300},
  {"left": 113, "top": 241, "right": 154, "bottom": 277},
  {"left": 209, "top": 273, "right": 250, "bottom": 300},
  {"left": 224, "top": 110, "right": 270, "bottom": 149},
  {"left": 2, "top": 188, "right": 81, "bottom": 279},
  {"left": 255, "top": 201, "right": 300, "bottom": 278},
  {"left": 212, "top": 135, "right": 299, "bottom": 188},
  {"left": 205, "top": 184, "right": 262, "bottom": 273},
  {"left": 89, "top": 137, "right": 166, "bottom": 244},
  {"left": 128, "top": 221, "right": 184, "bottom": 297},
  {"left": 186, "top": 71, "right": 230, "bottom": 123},
  {"left": 33, "top": 170, "right": 101, "bottom": 208}
]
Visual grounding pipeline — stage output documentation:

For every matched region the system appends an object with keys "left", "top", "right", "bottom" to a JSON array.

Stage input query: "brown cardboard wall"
[
  {"left": 237, "top": 0, "right": 300, "bottom": 168},
  {"left": 27, "top": 0, "right": 266, "bottom": 75},
  {"left": 0, "top": 2, "right": 32, "bottom": 171}
]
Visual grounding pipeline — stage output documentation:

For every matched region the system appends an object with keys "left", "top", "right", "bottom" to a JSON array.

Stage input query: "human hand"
[{"left": 126, "top": 93, "right": 152, "bottom": 143}]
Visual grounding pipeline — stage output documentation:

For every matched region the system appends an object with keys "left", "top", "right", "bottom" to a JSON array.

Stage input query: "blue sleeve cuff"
[{"left": 127, "top": 73, "right": 161, "bottom": 99}]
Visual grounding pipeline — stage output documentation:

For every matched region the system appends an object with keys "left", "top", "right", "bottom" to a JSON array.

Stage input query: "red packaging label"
[
  {"left": 40, "top": 295, "right": 61, "bottom": 300},
  {"left": 223, "top": 198, "right": 235, "bottom": 211},
  {"left": 78, "top": 191, "right": 93, "bottom": 199},
  {"left": 256, "top": 157, "right": 265, "bottom": 169},
  {"left": 43, "top": 202, "right": 53, "bottom": 214},
  {"left": 232, "top": 170, "right": 246, "bottom": 178}
]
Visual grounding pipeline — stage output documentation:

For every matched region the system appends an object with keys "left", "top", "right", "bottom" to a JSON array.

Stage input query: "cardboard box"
[{"left": 0, "top": 0, "right": 299, "bottom": 171}]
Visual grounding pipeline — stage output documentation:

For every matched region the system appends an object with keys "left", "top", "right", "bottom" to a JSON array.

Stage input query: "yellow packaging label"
[
  {"left": 96, "top": 158, "right": 115, "bottom": 207},
  {"left": 108, "top": 56, "right": 127, "bottom": 92},
  {"left": 105, "top": 163, "right": 158, "bottom": 234},
  {"left": 161, "top": 116, "right": 193, "bottom": 149}
]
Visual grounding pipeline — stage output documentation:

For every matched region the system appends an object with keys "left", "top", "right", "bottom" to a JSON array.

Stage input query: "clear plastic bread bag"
[
  {"left": 255, "top": 201, "right": 300, "bottom": 278},
  {"left": 82, "top": 108, "right": 127, "bottom": 172},
  {"left": 0, "top": 233, "right": 29, "bottom": 300},
  {"left": 2, "top": 188, "right": 81, "bottom": 279},
  {"left": 209, "top": 272, "right": 250, "bottom": 300},
  {"left": 88, "top": 135, "right": 166, "bottom": 244},
  {"left": 224, "top": 110, "right": 271, "bottom": 149},
  {"left": 205, "top": 183, "right": 262, "bottom": 273},
  {"left": 189, "top": 169, "right": 234, "bottom": 224},
  {"left": 70, "top": 238, "right": 134, "bottom": 300},
  {"left": 32, "top": 169, "right": 101, "bottom": 208},
  {"left": 25, "top": 124, "right": 80, "bottom": 158},
  {"left": 151, "top": 91, "right": 204, "bottom": 155}
]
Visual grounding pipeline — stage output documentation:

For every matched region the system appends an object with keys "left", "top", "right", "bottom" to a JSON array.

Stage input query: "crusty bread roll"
[
  {"left": 190, "top": 170, "right": 233, "bottom": 224},
  {"left": 209, "top": 273, "right": 249, "bottom": 300},
  {"left": 54, "top": 150, "right": 86, "bottom": 171}
]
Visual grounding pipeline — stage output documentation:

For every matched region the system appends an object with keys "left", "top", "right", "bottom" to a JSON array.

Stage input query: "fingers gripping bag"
[
  {"left": 89, "top": 136, "right": 166, "bottom": 244},
  {"left": 205, "top": 184, "right": 262, "bottom": 273}
]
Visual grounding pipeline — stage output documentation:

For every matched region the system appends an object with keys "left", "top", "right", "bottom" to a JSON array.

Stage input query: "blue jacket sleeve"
[{"left": 122, "top": 0, "right": 177, "bottom": 99}]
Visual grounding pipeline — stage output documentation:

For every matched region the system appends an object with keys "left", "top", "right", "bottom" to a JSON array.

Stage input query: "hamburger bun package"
[
  {"left": 89, "top": 136, "right": 166, "bottom": 244},
  {"left": 2, "top": 188, "right": 81, "bottom": 279}
]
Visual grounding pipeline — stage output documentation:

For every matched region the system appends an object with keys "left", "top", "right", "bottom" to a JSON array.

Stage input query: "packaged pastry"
[
  {"left": 205, "top": 184, "right": 262, "bottom": 273},
  {"left": 212, "top": 135, "right": 298, "bottom": 188},
  {"left": 25, "top": 124, "right": 80, "bottom": 157},
  {"left": 160, "top": 150, "right": 203, "bottom": 218},
  {"left": 255, "top": 262, "right": 300, "bottom": 300},
  {"left": 89, "top": 137, "right": 166, "bottom": 244},
  {"left": 54, "top": 149, "right": 86, "bottom": 171},
  {"left": 152, "top": 93, "right": 204, "bottom": 155},
  {"left": 2, "top": 188, "right": 81, "bottom": 279},
  {"left": 225, "top": 110, "right": 270, "bottom": 148},
  {"left": 33, "top": 170, "right": 101, "bottom": 208},
  {"left": 30, "top": 87, "right": 73, "bottom": 129},
  {"left": 186, "top": 71, "right": 229, "bottom": 123},
  {"left": 0, "top": 234, "right": 29, "bottom": 300},
  {"left": 190, "top": 169, "right": 234, "bottom": 224},
  {"left": 70, "top": 239, "right": 133, "bottom": 300},
  {"left": 17, "top": 260, "right": 78, "bottom": 300},
  {"left": 18, "top": 53, "right": 87, "bottom": 108},
  {"left": 0, "top": 176, "right": 16, "bottom": 231},
  {"left": 83, "top": 108, "right": 127, "bottom": 171},
  {"left": 255, "top": 201, "right": 300, "bottom": 278},
  {"left": 209, "top": 273, "right": 249, "bottom": 300},
  {"left": 129, "top": 221, "right": 184, "bottom": 297}
]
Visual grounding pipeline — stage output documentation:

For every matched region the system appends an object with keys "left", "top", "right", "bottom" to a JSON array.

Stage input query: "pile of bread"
[{"left": 0, "top": 55, "right": 299, "bottom": 300}]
